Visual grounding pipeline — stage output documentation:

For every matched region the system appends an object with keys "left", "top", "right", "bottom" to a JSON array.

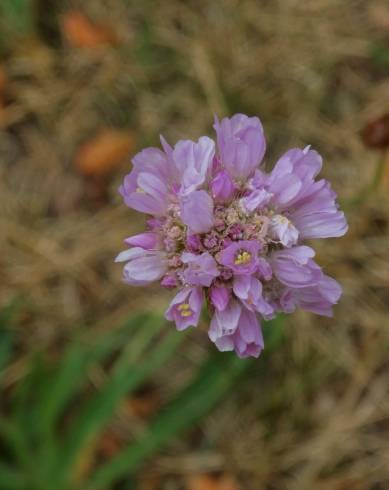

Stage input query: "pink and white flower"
[{"left": 116, "top": 114, "right": 348, "bottom": 358}]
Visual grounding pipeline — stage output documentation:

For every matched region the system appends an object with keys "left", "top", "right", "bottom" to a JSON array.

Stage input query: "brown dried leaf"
[
  {"left": 135, "top": 476, "right": 162, "bottom": 490},
  {"left": 126, "top": 384, "right": 161, "bottom": 419},
  {"left": 98, "top": 430, "right": 123, "bottom": 459},
  {"left": 82, "top": 177, "right": 111, "bottom": 209},
  {"left": 360, "top": 114, "right": 389, "bottom": 150},
  {"left": 0, "top": 65, "right": 7, "bottom": 96},
  {"left": 74, "top": 129, "right": 135, "bottom": 176},
  {"left": 186, "top": 474, "right": 240, "bottom": 490},
  {"left": 61, "top": 11, "right": 117, "bottom": 48}
]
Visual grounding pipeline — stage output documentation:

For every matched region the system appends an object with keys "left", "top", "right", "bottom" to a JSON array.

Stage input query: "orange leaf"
[
  {"left": 186, "top": 474, "right": 240, "bottom": 490},
  {"left": 61, "top": 11, "right": 117, "bottom": 48},
  {"left": 75, "top": 129, "right": 135, "bottom": 176}
]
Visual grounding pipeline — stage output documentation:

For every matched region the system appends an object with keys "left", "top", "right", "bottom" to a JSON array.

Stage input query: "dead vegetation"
[{"left": 1, "top": 1, "right": 389, "bottom": 489}]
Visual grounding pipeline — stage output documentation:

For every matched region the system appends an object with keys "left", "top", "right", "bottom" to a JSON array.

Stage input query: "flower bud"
[
  {"left": 124, "top": 232, "right": 159, "bottom": 249},
  {"left": 186, "top": 234, "right": 202, "bottom": 252},
  {"left": 210, "top": 170, "right": 235, "bottom": 202},
  {"left": 161, "top": 274, "right": 178, "bottom": 288}
]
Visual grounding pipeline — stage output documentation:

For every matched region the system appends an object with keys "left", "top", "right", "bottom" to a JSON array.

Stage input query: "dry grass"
[{"left": 1, "top": 0, "right": 389, "bottom": 488}]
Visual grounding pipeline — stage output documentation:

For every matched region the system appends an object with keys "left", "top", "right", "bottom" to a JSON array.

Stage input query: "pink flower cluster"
[{"left": 116, "top": 114, "right": 348, "bottom": 358}]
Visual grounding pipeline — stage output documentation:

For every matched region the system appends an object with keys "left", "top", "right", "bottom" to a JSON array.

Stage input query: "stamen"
[
  {"left": 180, "top": 311, "right": 192, "bottom": 317},
  {"left": 234, "top": 250, "right": 252, "bottom": 265},
  {"left": 177, "top": 303, "right": 192, "bottom": 317}
]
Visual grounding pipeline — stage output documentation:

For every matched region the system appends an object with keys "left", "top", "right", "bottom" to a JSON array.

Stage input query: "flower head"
[{"left": 116, "top": 114, "right": 348, "bottom": 358}]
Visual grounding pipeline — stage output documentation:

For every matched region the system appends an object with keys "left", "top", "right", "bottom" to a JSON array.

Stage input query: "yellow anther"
[
  {"left": 180, "top": 310, "right": 192, "bottom": 317},
  {"left": 136, "top": 187, "right": 145, "bottom": 193},
  {"left": 177, "top": 303, "right": 190, "bottom": 311},
  {"left": 177, "top": 303, "right": 192, "bottom": 317},
  {"left": 234, "top": 250, "right": 252, "bottom": 265}
]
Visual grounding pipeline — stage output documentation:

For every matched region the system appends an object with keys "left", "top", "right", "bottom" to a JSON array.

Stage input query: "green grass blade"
[
  {"left": 0, "top": 298, "right": 22, "bottom": 382},
  {"left": 112, "top": 315, "right": 166, "bottom": 372},
  {"left": 0, "top": 0, "right": 35, "bottom": 35},
  {"left": 0, "top": 325, "right": 12, "bottom": 386},
  {"left": 87, "top": 355, "right": 251, "bottom": 489},
  {"left": 262, "top": 314, "right": 285, "bottom": 351},
  {"left": 37, "top": 314, "right": 153, "bottom": 435},
  {"left": 0, "top": 328, "right": 12, "bottom": 384},
  {"left": 12, "top": 354, "right": 45, "bottom": 429},
  {"left": 87, "top": 315, "right": 284, "bottom": 489},
  {"left": 54, "top": 326, "right": 184, "bottom": 486},
  {"left": 0, "top": 463, "right": 26, "bottom": 490},
  {"left": 0, "top": 416, "right": 34, "bottom": 477},
  {"left": 29, "top": 314, "right": 159, "bottom": 484}
]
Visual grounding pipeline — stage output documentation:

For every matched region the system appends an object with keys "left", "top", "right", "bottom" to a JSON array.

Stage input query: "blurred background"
[{"left": 1, "top": 1, "right": 389, "bottom": 489}]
